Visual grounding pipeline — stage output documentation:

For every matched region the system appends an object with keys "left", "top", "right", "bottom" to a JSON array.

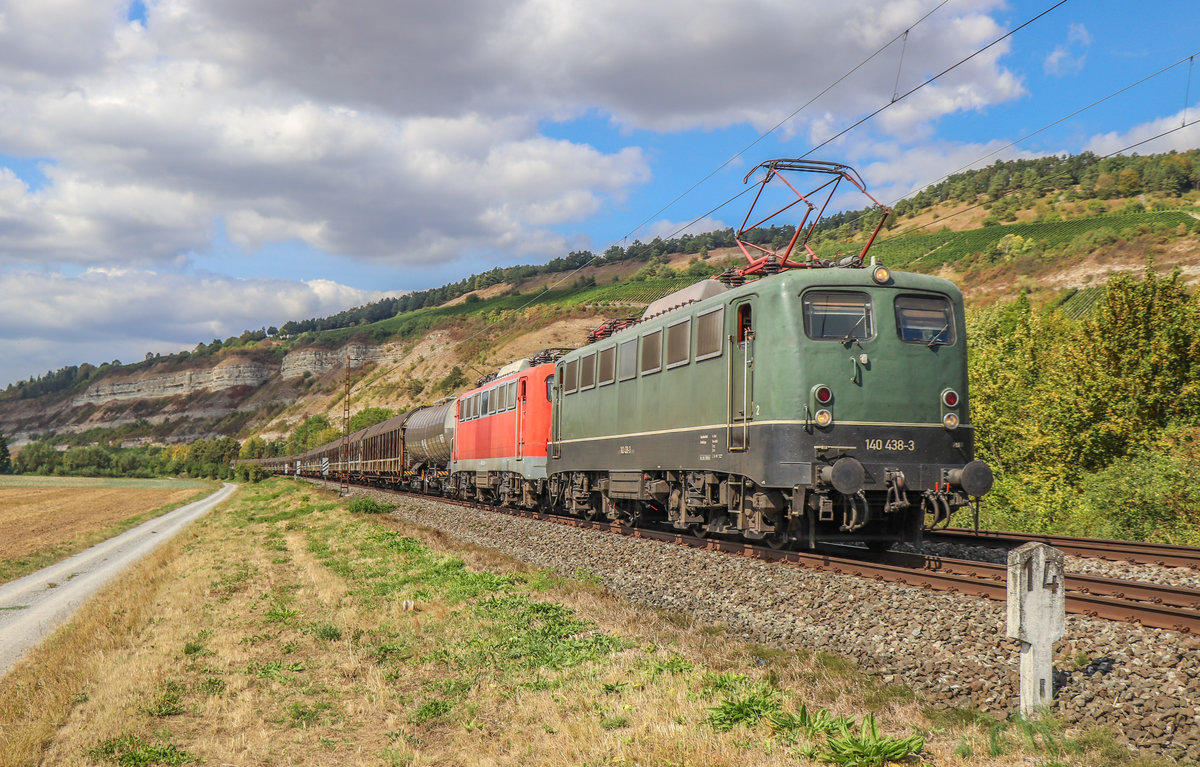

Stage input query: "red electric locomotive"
[{"left": 451, "top": 356, "right": 557, "bottom": 506}]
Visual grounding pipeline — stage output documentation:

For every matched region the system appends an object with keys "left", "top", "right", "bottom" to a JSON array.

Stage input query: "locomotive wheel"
[
  {"left": 687, "top": 523, "right": 709, "bottom": 539},
  {"left": 763, "top": 530, "right": 792, "bottom": 550}
]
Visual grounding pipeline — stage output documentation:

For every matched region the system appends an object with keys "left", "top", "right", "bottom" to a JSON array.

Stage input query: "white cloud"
[
  {"left": 1085, "top": 109, "right": 1200, "bottom": 156},
  {"left": 0, "top": 0, "right": 1026, "bottom": 274},
  {"left": 1044, "top": 22, "right": 1089, "bottom": 77},
  {"left": 0, "top": 267, "right": 395, "bottom": 384},
  {"left": 848, "top": 138, "right": 1041, "bottom": 206}
]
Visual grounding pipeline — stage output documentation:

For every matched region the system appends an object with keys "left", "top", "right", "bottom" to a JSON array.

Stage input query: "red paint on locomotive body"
[{"left": 452, "top": 362, "right": 555, "bottom": 478}]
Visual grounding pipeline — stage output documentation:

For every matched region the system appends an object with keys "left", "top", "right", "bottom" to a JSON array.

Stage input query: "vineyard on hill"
[{"left": 814, "top": 210, "right": 1200, "bottom": 270}]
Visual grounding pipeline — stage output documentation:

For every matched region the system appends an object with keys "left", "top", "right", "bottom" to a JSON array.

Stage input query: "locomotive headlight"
[
  {"left": 942, "top": 412, "right": 960, "bottom": 430},
  {"left": 871, "top": 264, "right": 891, "bottom": 284},
  {"left": 941, "top": 389, "right": 960, "bottom": 408},
  {"left": 815, "top": 409, "right": 833, "bottom": 427}
]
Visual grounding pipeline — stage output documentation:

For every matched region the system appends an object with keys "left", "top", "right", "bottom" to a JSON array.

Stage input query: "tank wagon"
[{"left": 254, "top": 158, "right": 992, "bottom": 550}]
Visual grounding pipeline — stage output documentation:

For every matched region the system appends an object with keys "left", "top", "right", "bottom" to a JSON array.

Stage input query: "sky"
[{"left": 0, "top": 0, "right": 1198, "bottom": 388}]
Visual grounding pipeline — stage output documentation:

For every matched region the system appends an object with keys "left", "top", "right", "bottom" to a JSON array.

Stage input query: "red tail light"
[
  {"left": 942, "top": 389, "right": 959, "bottom": 408},
  {"left": 816, "top": 386, "right": 833, "bottom": 405}
]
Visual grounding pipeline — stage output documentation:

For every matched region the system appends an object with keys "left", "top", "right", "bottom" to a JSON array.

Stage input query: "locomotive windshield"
[
  {"left": 895, "top": 295, "right": 956, "bottom": 346},
  {"left": 802, "top": 291, "right": 875, "bottom": 341}
]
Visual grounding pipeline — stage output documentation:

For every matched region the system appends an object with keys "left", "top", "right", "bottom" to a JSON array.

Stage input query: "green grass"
[
  {"left": 88, "top": 734, "right": 198, "bottom": 765},
  {"left": 706, "top": 682, "right": 783, "bottom": 731}
]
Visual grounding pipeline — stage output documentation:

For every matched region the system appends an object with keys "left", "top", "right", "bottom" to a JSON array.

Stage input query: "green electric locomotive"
[{"left": 547, "top": 159, "right": 991, "bottom": 549}]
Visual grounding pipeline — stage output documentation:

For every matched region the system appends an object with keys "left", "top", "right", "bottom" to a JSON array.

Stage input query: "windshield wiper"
[
  {"left": 841, "top": 313, "right": 868, "bottom": 344},
  {"left": 926, "top": 323, "right": 950, "bottom": 347}
]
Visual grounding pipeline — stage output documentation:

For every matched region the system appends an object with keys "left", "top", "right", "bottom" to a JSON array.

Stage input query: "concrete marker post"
[{"left": 1006, "top": 541, "right": 1066, "bottom": 716}]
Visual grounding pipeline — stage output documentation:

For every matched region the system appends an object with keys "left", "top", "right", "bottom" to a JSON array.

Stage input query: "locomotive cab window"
[
  {"left": 545, "top": 374, "right": 554, "bottom": 401},
  {"left": 562, "top": 358, "right": 579, "bottom": 394},
  {"left": 803, "top": 291, "right": 875, "bottom": 341},
  {"left": 666, "top": 318, "right": 690, "bottom": 368},
  {"left": 507, "top": 380, "right": 518, "bottom": 407},
  {"left": 895, "top": 295, "right": 955, "bottom": 346},
  {"left": 696, "top": 306, "right": 724, "bottom": 361},
  {"left": 597, "top": 346, "right": 616, "bottom": 385},
  {"left": 641, "top": 329, "right": 662, "bottom": 375},
  {"left": 737, "top": 304, "right": 753, "bottom": 343},
  {"left": 618, "top": 338, "right": 638, "bottom": 381},
  {"left": 580, "top": 352, "right": 597, "bottom": 389}
]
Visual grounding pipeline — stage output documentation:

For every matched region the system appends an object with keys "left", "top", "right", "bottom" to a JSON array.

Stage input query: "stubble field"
[{"left": 0, "top": 476, "right": 217, "bottom": 583}]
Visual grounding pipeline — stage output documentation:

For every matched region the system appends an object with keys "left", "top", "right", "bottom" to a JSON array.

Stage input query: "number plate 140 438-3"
[{"left": 865, "top": 438, "right": 915, "bottom": 451}]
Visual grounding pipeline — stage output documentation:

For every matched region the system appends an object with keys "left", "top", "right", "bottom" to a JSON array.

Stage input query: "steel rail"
[
  {"left": 927, "top": 528, "right": 1200, "bottom": 570},
  {"left": 313, "top": 480, "right": 1200, "bottom": 633}
]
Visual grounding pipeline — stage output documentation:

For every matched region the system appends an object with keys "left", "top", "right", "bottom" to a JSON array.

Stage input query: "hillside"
[{"left": 3, "top": 150, "right": 1200, "bottom": 452}]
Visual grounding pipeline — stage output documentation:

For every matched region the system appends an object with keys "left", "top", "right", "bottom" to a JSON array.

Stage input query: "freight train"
[{"left": 256, "top": 159, "right": 993, "bottom": 549}]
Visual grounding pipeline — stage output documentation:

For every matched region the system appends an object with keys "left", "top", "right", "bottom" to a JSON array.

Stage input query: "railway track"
[
  {"left": 336, "top": 481, "right": 1200, "bottom": 634},
  {"left": 928, "top": 527, "right": 1200, "bottom": 570}
]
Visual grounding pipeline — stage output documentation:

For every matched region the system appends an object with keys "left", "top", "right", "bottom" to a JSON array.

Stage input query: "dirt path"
[{"left": 0, "top": 483, "right": 237, "bottom": 678}]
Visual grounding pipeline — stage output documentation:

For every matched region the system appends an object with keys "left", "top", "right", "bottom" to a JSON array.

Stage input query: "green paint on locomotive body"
[{"left": 554, "top": 267, "right": 967, "bottom": 442}]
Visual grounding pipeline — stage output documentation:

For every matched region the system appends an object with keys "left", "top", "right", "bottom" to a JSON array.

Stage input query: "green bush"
[
  {"left": 348, "top": 497, "right": 394, "bottom": 515},
  {"left": 234, "top": 462, "right": 268, "bottom": 483}
]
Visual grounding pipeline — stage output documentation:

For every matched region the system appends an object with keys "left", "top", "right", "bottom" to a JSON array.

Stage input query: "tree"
[
  {"left": 0, "top": 433, "right": 9, "bottom": 474},
  {"left": 239, "top": 436, "right": 268, "bottom": 460},
  {"left": 348, "top": 407, "right": 394, "bottom": 432},
  {"left": 14, "top": 440, "right": 60, "bottom": 474},
  {"left": 435, "top": 367, "right": 468, "bottom": 394},
  {"left": 287, "top": 415, "right": 333, "bottom": 454}
]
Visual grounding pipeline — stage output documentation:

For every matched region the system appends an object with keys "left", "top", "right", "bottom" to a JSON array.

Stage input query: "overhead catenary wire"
[
  {"left": 825, "top": 48, "right": 1200, "bottom": 239},
  {"left": 619, "top": 0, "right": 953, "bottom": 247},
  {"left": 1185, "top": 55, "right": 1195, "bottom": 127},
  {"left": 884, "top": 117, "right": 1200, "bottom": 241},
  {"left": 799, "top": 0, "right": 1070, "bottom": 161}
]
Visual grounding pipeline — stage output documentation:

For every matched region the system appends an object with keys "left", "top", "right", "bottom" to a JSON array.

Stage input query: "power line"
[
  {"left": 825, "top": 48, "right": 1200, "bottom": 239},
  {"left": 800, "top": 0, "right": 1070, "bottom": 160},
  {"left": 887, "top": 118, "right": 1200, "bottom": 241},
  {"left": 619, "top": 0, "right": 953, "bottom": 245}
]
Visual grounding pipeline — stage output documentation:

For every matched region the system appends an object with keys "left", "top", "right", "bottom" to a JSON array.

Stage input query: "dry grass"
[
  {"left": 0, "top": 477, "right": 216, "bottom": 584},
  {"left": 0, "top": 479, "right": 1154, "bottom": 766}
]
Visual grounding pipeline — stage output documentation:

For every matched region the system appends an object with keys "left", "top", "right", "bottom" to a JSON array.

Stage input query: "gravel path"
[
  {"left": 0, "top": 483, "right": 237, "bottom": 678},
  {"left": 321, "top": 483, "right": 1200, "bottom": 762}
]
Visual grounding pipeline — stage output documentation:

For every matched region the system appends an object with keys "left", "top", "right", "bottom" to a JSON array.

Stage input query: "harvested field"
[{"left": 0, "top": 476, "right": 215, "bottom": 583}]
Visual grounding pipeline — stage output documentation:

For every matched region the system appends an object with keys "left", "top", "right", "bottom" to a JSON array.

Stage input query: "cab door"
[
  {"left": 516, "top": 378, "right": 526, "bottom": 460},
  {"left": 728, "top": 300, "right": 755, "bottom": 451}
]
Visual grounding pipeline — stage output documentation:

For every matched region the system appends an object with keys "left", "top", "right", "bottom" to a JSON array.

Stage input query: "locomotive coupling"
[
  {"left": 946, "top": 460, "right": 994, "bottom": 497},
  {"left": 817, "top": 456, "right": 866, "bottom": 495}
]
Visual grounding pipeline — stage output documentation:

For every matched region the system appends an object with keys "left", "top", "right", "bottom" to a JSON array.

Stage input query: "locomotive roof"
[
  {"left": 460, "top": 358, "right": 555, "bottom": 397},
  {"left": 559, "top": 267, "right": 962, "bottom": 361}
]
